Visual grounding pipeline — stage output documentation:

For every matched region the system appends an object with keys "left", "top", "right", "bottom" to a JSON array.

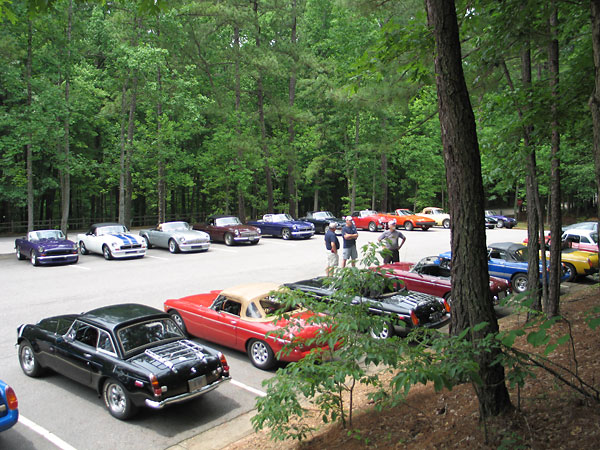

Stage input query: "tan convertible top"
[{"left": 220, "top": 282, "right": 281, "bottom": 303}]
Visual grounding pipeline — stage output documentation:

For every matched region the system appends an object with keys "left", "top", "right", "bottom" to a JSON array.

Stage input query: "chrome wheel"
[
  {"left": 103, "top": 379, "right": 136, "bottom": 420},
  {"left": 169, "top": 310, "right": 187, "bottom": 335},
  {"left": 248, "top": 339, "right": 275, "bottom": 370},
  {"left": 102, "top": 245, "right": 112, "bottom": 260},
  {"left": 405, "top": 221, "right": 414, "bottom": 231},
  {"left": 442, "top": 219, "right": 450, "bottom": 229},
  {"left": 224, "top": 233, "right": 234, "bottom": 246},
  {"left": 512, "top": 274, "right": 528, "bottom": 293},
  {"left": 497, "top": 219, "right": 504, "bottom": 228},
  {"left": 368, "top": 221, "right": 377, "bottom": 232},
  {"left": 19, "top": 342, "right": 43, "bottom": 377},
  {"left": 564, "top": 263, "right": 576, "bottom": 282},
  {"left": 30, "top": 251, "right": 39, "bottom": 266},
  {"left": 281, "top": 228, "right": 291, "bottom": 240},
  {"left": 168, "top": 239, "right": 179, "bottom": 253},
  {"left": 79, "top": 241, "right": 89, "bottom": 255},
  {"left": 370, "top": 322, "right": 394, "bottom": 340}
]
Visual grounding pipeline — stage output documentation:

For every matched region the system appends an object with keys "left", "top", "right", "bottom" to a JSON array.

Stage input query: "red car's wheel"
[{"left": 247, "top": 339, "right": 276, "bottom": 370}]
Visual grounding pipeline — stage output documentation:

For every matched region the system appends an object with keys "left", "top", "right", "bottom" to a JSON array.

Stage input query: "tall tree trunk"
[
  {"left": 60, "top": 0, "right": 73, "bottom": 235},
  {"left": 234, "top": 25, "right": 246, "bottom": 222},
  {"left": 313, "top": 188, "right": 319, "bottom": 211},
  {"left": 156, "top": 17, "right": 166, "bottom": 224},
  {"left": 254, "top": 0, "right": 274, "bottom": 214},
  {"left": 124, "top": 72, "right": 138, "bottom": 228},
  {"left": 118, "top": 79, "right": 128, "bottom": 224},
  {"left": 26, "top": 19, "right": 34, "bottom": 232},
  {"left": 287, "top": 0, "right": 298, "bottom": 217},
  {"left": 350, "top": 111, "right": 360, "bottom": 213},
  {"left": 381, "top": 151, "right": 388, "bottom": 212},
  {"left": 546, "top": 2, "right": 561, "bottom": 317},
  {"left": 425, "top": 0, "right": 512, "bottom": 418},
  {"left": 590, "top": 0, "right": 600, "bottom": 239}
]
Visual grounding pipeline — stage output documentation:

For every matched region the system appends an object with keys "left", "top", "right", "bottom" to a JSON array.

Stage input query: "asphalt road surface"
[{"left": 0, "top": 226, "right": 529, "bottom": 449}]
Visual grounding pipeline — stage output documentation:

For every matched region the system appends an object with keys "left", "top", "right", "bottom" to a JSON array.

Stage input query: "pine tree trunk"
[
  {"left": 26, "top": 20, "right": 34, "bottom": 232},
  {"left": 287, "top": 0, "right": 298, "bottom": 217},
  {"left": 589, "top": 0, "right": 600, "bottom": 240},
  {"left": 156, "top": 18, "right": 166, "bottom": 225},
  {"left": 547, "top": 3, "right": 561, "bottom": 317},
  {"left": 425, "top": 0, "right": 512, "bottom": 418},
  {"left": 60, "top": 0, "right": 72, "bottom": 236}
]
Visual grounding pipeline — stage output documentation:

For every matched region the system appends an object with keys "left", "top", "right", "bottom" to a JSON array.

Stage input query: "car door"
[
  {"left": 50, "top": 321, "right": 98, "bottom": 386},
  {"left": 203, "top": 296, "right": 241, "bottom": 349},
  {"left": 487, "top": 249, "right": 512, "bottom": 280}
]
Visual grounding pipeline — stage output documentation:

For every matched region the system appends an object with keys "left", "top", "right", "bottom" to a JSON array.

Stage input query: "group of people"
[{"left": 324, "top": 217, "right": 406, "bottom": 275}]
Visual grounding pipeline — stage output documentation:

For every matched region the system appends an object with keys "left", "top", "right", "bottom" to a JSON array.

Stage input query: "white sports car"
[
  {"left": 139, "top": 221, "right": 210, "bottom": 253},
  {"left": 78, "top": 223, "right": 146, "bottom": 260}
]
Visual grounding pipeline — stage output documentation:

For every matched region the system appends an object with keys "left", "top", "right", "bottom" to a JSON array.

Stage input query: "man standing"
[
  {"left": 377, "top": 220, "right": 406, "bottom": 264},
  {"left": 341, "top": 216, "right": 359, "bottom": 267},
  {"left": 324, "top": 222, "right": 340, "bottom": 275}
]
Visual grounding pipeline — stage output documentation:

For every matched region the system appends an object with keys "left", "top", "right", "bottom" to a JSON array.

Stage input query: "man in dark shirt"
[
  {"left": 341, "top": 216, "right": 359, "bottom": 267},
  {"left": 324, "top": 222, "right": 340, "bottom": 275}
]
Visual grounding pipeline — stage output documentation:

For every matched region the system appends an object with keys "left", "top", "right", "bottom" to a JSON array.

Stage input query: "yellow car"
[{"left": 552, "top": 248, "right": 598, "bottom": 282}]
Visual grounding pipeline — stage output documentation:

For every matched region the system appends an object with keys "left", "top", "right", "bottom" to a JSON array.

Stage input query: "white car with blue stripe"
[{"left": 78, "top": 223, "right": 147, "bottom": 260}]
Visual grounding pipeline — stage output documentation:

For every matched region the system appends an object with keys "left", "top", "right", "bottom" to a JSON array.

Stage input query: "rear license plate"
[
  {"left": 188, "top": 375, "right": 207, "bottom": 392},
  {"left": 431, "top": 312, "right": 442, "bottom": 322}
]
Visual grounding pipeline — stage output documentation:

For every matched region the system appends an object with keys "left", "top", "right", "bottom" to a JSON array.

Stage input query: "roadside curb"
[{"left": 166, "top": 410, "right": 257, "bottom": 450}]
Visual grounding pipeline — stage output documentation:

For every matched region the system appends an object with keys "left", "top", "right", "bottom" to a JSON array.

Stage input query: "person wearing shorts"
[
  {"left": 324, "top": 222, "right": 340, "bottom": 275},
  {"left": 342, "top": 216, "right": 359, "bottom": 267}
]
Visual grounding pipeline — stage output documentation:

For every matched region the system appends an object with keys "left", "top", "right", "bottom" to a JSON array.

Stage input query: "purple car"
[
  {"left": 484, "top": 210, "right": 517, "bottom": 229},
  {"left": 15, "top": 230, "right": 79, "bottom": 266}
]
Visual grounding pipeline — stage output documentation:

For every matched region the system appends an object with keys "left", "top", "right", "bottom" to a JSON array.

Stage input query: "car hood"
[
  {"left": 170, "top": 230, "right": 210, "bottom": 240},
  {"left": 226, "top": 224, "right": 260, "bottom": 233},
  {"left": 33, "top": 239, "right": 77, "bottom": 250}
]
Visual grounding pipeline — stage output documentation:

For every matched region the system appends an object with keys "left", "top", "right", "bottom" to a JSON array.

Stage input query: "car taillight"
[
  {"left": 6, "top": 386, "right": 18, "bottom": 410},
  {"left": 219, "top": 352, "right": 230, "bottom": 376},
  {"left": 443, "top": 299, "right": 451, "bottom": 313},
  {"left": 149, "top": 373, "right": 162, "bottom": 397},
  {"left": 410, "top": 310, "right": 419, "bottom": 326}
]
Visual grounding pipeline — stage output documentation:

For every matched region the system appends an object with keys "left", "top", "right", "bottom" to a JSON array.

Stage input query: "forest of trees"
[{"left": 0, "top": 0, "right": 597, "bottom": 234}]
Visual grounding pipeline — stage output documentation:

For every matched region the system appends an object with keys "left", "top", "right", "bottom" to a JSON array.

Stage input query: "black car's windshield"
[
  {"left": 117, "top": 318, "right": 184, "bottom": 354},
  {"left": 314, "top": 211, "right": 334, "bottom": 220},
  {"left": 215, "top": 217, "right": 242, "bottom": 226}
]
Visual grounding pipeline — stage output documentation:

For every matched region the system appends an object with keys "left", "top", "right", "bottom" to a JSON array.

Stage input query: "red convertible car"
[
  {"left": 164, "top": 283, "right": 333, "bottom": 370},
  {"left": 349, "top": 210, "right": 389, "bottom": 232},
  {"left": 379, "top": 256, "right": 511, "bottom": 304}
]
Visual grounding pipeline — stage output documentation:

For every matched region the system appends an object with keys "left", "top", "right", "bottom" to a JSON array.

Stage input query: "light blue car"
[
  {"left": 439, "top": 242, "right": 568, "bottom": 293},
  {"left": 0, "top": 379, "right": 18, "bottom": 432}
]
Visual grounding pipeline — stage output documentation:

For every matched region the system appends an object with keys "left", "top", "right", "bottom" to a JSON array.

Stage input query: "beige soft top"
[{"left": 220, "top": 282, "right": 281, "bottom": 303}]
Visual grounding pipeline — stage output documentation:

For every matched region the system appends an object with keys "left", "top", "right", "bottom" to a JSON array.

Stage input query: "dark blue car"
[
  {"left": 247, "top": 214, "right": 314, "bottom": 240},
  {"left": 439, "top": 242, "right": 567, "bottom": 293},
  {"left": 0, "top": 379, "right": 18, "bottom": 432},
  {"left": 484, "top": 210, "right": 517, "bottom": 229},
  {"left": 15, "top": 230, "right": 79, "bottom": 266}
]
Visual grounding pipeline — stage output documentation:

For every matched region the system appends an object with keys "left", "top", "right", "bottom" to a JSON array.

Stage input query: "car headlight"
[
  {"left": 234, "top": 229, "right": 240, "bottom": 236},
  {"left": 257, "top": 227, "right": 261, "bottom": 234},
  {"left": 37, "top": 246, "right": 44, "bottom": 252},
  {"left": 111, "top": 242, "right": 119, "bottom": 248},
  {"left": 179, "top": 236, "right": 185, "bottom": 243},
  {"left": 293, "top": 225, "right": 298, "bottom": 230}
]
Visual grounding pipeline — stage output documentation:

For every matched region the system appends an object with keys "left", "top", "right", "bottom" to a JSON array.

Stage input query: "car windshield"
[
  {"left": 117, "top": 318, "right": 184, "bottom": 354},
  {"left": 486, "top": 210, "right": 498, "bottom": 215},
  {"left": 430, "top": 209, "right": 445, "bottom": 215},
  {"left": 272, "top": 213, "right": 293, "bottom": 222},
  {"left": 361, "top": 210, "right": 376, "bottom": 216},
  {"left": 215, "top": 217, "right": 242, "bottom": 226},
  {"left": 162, "top": 222, "right": 190, "bottom": 232},
  {"left": 396, "top": 210, "right": 413, "bottom": 216},
  {"left": 31, "top": 230, "right": 65, "bottom": 240},
  {"left": 314, "top": 211, "right": 334, "bottom": 220},
  {"left": 97, "top": 225, "right": 128, "bottom": 235}
]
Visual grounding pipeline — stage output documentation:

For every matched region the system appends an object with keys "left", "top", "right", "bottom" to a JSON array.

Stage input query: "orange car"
[{"left": 384, "top": 209, "right": 436, "bottom": 231}]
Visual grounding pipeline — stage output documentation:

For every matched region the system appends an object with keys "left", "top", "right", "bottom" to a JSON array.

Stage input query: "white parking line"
[
  {"left": 19, "top": 415, "right": 78, "bottom": 450},
  {"left": 69, "top": 264, "right": 90, "bottom": 271},
  {"left": 230, "top": 379, "right": 267, "bottom": 397},
  {"left": 146, "top": 255, "right": 170, "bottom": 261}
]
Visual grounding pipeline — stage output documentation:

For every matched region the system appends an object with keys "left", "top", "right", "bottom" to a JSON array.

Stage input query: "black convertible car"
[
  {"left": 17, "top": 304, "right": 231, "bottom": 419},
  {"left": 299, "top": 211, "right": 345, "bottom": 234},
  {"left": 285, "top": 277, "right": 450, "bottom": 339}
]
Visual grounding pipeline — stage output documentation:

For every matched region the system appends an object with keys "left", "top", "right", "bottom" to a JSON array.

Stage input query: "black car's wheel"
[
  {"left": 79, "top": 241, "right": 89, "bottom": 255},
  {"left": 422, "top": 226, "right": 431, "bottom": 231},
  {"left": 102, "top": 245, "right": 113, "bottom": 260},
  {"left": 169, "top": 310, "right": 188, "bottom": 335},
  {"left": 19, "top": 341, "right": 44, "bottom": 377},
  {"left": 143, "top": 235, "right": 152, "bottom": 249},
  {"left": 30, "top": 251, "right": 39, "bottom": 266},
  {"left": 250, "top": 239, "right": 259, "bottom": 245},
  {"left": 497, "top": 219, "right": 504, "bottom": 228},
  {"left": 224, "top": 233, "right": 234, "bottom": 246},
  {"left": 168, "top": 239, "right": 180, "bottom": 253},
  {"left": 281, "top": 228, "right": 291, "bottom": 240},
  {"left": 368, "top": 221, "right": 377, "bottom": 232},
  {"left": 16, "top": 246, "right": 26, "bottom": 260},
  {"left": 442, "top": 219, "right": 450, "bottom": 229},
  {"left": 405, "top": 221, "right": 414, "bottom": 231},
  {"left": 512, "top": 273, "right": 528, "bottom": 293},
  {"left": 247, "top": 339, "right": 276, "bottom": 370},
  {"left": 369, "top": 321, "right": 395, "bottom": 340},
  {"left": 563, "top": 263, "right": 577, "bottom": 282},
  {"left": 103, "top": 379, "right": 137, "bottom": 420}
]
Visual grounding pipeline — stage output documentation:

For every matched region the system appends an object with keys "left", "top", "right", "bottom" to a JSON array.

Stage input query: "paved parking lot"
[{"left": 0, "top": 226, "right": 530, "bottom": 449}]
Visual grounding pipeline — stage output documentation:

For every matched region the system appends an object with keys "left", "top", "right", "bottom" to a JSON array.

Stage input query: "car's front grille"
[
  {"left": 186, "top": 239, "right": 209, "bottom": 244},
  {"left": 119, "top": 244, "right": 142, "bottom": 250},
  {"left": 46, "top": 249, "right": 75, "bottom": 256},
  {"left": 240, "top": 231, "right": 257, "bottom": 237}
]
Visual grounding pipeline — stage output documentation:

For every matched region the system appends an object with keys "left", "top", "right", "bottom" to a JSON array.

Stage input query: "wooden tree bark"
[
  {"left": 253, "top": 0, "right": 274, "bottom": 214},
  {"left": 26, "top": 19, "right": 34, "bottom": 232},
  {"left": 425, "top": 0, "right": 512, "bottom": 418},
  {"left": 546, "top": 2, "right": 561, "bottom": 317},
  {"left": 156, "top": 16, "right": 166, "bottom": 225},
  {"left": 590, "top": 0, "right": 600, "bottom": 238},
  {"left": 60, "top": 0, "right": 72, "bottom": 235},
  {"left": 234, "top": 25, "right": 246, "bottom": 222},
  {"left": 118, "top": 79, "right": 128, "bottom": 224},
  {"left": 287, "top": 0, "right": 298, "bottom": 217}
]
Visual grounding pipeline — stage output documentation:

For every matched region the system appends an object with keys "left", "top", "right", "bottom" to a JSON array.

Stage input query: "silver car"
[{"left": 139, "top": 221, "right": 210, "bottom": 253}]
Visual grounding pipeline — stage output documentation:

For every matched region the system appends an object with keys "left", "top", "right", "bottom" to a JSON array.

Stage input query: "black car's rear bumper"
[{"left": 144, "top": 376, "right": 231, "bottom": 409}]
